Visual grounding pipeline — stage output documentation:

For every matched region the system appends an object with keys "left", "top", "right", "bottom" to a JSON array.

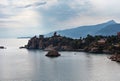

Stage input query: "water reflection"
[{"left": 0, "top": 39, "right": 120, "bottom": 81}]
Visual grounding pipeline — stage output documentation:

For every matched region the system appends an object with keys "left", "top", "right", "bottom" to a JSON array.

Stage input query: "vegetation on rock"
[
  {"left": 25, "top": 32, "right": 120, "bottom": 54},
  {"left": 24, "top": 32, "right": 120, "bottom": 61}
]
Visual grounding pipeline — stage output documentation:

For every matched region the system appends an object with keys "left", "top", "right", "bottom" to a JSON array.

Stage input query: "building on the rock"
[
  {"left": 39, "top": 35, "right": 44, "bottom": 39},
  {"left": 54, "top": 32, "right": 57, "bottom": 37}
]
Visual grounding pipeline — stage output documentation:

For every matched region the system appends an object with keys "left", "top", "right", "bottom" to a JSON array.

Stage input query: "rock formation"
[
  {"left": 26, "top": 36, "right": 39, "bottom": 49},
  {"left": 25, "top": 32, "right": 74, "bottom": 51},
  {"left": 0, "top": 46, "right": 5, "bottom": 49},
  {"left": 46, "top": 50, "right": 61, "bottom": 57},
  {"left": 24, "top": 32, "right": 120, "bottom": 57},
  {"left": 109, "top": 54, "right": 120, "bottom": 62}
]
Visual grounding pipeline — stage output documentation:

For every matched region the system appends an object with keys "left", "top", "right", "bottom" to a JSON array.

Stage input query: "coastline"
[{"left": 24, "top": 33, "right": 120, "bottom": 54}]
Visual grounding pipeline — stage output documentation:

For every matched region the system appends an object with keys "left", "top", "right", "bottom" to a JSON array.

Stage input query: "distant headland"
[
  {"left": 17, "top": 37, "right": 32, "bottom": 39},
  {"left": 23, "top": 32, "right": 120, "bottom": 52},
  {"left": 22, "top": 32, "right": 120, "bottom": 61}
]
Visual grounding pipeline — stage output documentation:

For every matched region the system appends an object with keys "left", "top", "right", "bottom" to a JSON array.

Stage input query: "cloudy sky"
[{"left": 0, "top": 0, "right": 120, "bottom": 38}]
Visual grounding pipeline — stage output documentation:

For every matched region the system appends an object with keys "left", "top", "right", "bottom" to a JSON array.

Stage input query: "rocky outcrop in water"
[
  {"left": 109, "top": 44, "right": 120, "bottom": 62},
  {"left": 26, "top": 36, "right": 39, "bottom": 49},
  {"left": 23, "top": 32, "right": 120, "bottom": 62},
  {"left": 0, "top": 46, "right": 6, "bottom": 49},
  {"left": 24, "top": 32, "right": 120, "bottom": 55},
  {"left": 25, "top": 32, "right": 74, "bottom": 51},
  {"left": 46, "top": 50, "right": 61, "bottom": 57},
  {"left": 109, "top": 54, "right": 120, "bottom": 62}
]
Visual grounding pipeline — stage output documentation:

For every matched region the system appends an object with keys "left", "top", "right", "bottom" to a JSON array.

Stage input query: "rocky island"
[
  {"left": 46, "top": 50, "right": 61, "bottom": 57},
  {"left": 24, "top": 32, "right": 120, "bottom": 61},
  {"left": 0, "top": 46, "right": 6, "bottom": 49}
]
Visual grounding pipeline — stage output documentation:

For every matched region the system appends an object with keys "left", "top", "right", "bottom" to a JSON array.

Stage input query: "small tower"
[
  {"left": 54, "top": 32, "right": 57, "bottom": 37},
  {"left": 39, "top": 35, "right": 44, "bottom": 39}
]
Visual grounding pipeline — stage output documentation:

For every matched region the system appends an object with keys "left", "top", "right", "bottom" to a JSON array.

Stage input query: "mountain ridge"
[{"left": 45, "top": 20, "right": 119, "bottom": 38}]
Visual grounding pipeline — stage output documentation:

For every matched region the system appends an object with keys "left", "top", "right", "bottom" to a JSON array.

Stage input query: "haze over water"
[
  {"left": 0, "top": 0, "right": 120, "bottom": 80},
  {"left": 0, "top": 39, "right": 120, "bottom": 81}
]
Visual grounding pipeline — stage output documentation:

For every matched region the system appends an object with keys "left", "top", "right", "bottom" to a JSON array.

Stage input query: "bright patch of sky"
[{"left": 0, "top": 0, "right": 120, "bottom": 38}]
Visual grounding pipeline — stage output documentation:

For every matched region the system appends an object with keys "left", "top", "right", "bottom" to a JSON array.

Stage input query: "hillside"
[
  {"left": 45, "top": 20, "right": 118, "bottom": 38},
  {"left": 96, "top": 24, "right": 120, "bottom": 36}
]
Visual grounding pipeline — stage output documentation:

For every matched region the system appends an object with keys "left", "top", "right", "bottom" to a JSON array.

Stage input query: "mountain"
[
  {"left": 96, "top": 24, "right": 120, "bottom": 36},
  {"left": 45, "top": 20, "right": 118, "bottom": 38}
]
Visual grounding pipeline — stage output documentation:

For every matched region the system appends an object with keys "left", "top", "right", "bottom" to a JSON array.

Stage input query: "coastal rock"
[
  {"left": 61, "top": 46, "right": 73, "bottom": 51},
  {"left": 26, "top": 36, "right": 39, "bottom": 49},
  {"left": 109, "top": 54, "right": 120, "bottom": 62},
  {"left": 46, "top": 50, "right": 61, "bottom": 57},
  {"left": 39, "top": 40, "right": 44, "bottom": 49},
  {"left": 89, "top": 47, "right": 99, "bottom": 53},
  {"left": 44, "top": 45, "right": 56, "bottom": 51},
  {"left": 24, "top": 32, "right": 120, "bottom": 54},
  {"left": 19, "top": 46, "right": 25, "bottom": 49},
  {"left": 0, "top": 46, "right": 5, "bottom": 49}
]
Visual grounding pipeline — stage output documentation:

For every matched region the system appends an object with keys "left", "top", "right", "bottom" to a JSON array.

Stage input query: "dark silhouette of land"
[{"left": 24, "top": 32, "right": 120, "bottom": 61}]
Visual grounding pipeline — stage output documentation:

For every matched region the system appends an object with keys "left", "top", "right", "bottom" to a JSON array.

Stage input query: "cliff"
[{"left": 25, "top": 33, "right": 74, "bottom": 51}]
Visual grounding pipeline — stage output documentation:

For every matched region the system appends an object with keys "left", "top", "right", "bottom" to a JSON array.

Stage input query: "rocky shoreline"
[
  {"left": 109, "top": 54, "right": 120, "bottom": 62},
  {"left": 23, "top": 32, "right": 120, "bottom": 60}
]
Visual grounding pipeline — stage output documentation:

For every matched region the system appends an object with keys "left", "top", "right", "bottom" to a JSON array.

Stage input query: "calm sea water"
[{"left": 0, "top": 39, "right": 120, "bottom": 81}]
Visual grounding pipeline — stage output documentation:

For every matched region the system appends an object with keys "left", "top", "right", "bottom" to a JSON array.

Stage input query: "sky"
[{"left": 0, "top": 0, "right": 120, "bottom": 38}]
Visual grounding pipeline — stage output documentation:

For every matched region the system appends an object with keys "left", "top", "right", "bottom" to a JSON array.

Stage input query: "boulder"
[
  {"left": 109, "top": 54, "right": 120, "bottom": 62},
  {"left": 46, "top": 50, "right": 61, "bottom": 57},
  {"left": 19, "top": 46, "right": 25, "bottom": 49},
  {"left": 0, "top": 46, "right": 5, "bottom": 49}
]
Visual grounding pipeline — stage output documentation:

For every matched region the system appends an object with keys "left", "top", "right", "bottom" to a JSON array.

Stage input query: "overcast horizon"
[{"left": 0, "top": 0, "right": 120, "bottom": 38}]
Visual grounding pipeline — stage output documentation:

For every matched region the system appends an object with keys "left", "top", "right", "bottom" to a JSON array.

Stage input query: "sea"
[{"left": 0, "top": 39, "right": 120, "bottom": 81}]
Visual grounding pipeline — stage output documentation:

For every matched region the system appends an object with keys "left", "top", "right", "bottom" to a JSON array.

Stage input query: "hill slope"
[
  {"left": 46, "top": 20, "right": 118, "bottom": 38},
  {"left": 96, "top": 24, "right": 120, "bottom": 36}
]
